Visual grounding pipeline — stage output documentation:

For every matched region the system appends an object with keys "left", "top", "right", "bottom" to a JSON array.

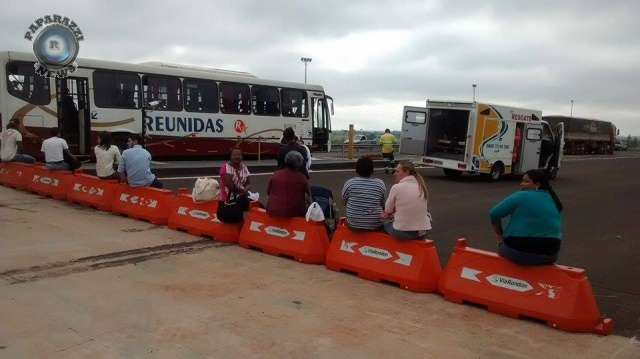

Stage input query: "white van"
[{"left": 400, "top": 100, "right": 565, "bottom": 181}]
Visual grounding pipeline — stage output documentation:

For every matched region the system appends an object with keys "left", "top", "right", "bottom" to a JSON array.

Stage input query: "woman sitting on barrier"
[
  {"left": 489, "top": 169, "right": 563, "bottom": 266},
  {"left": 342, "top": 156, "right": 386, "bottom": 231},
  {"left": 381, "top": 161, "right": 432, "bottom": 239},
  {"left": 94, "top": 131, "right": 121, "bottom": 181},
  {"left": 219, "top": 148, "right": 252, "bottom": 211},
  {"left": 267, "top": 151, "right": 310, "bottom": 217}
]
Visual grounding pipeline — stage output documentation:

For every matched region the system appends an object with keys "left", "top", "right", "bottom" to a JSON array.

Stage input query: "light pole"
[
  {"left": 570, "top": 100, "right": 574, "bottom": 117},
  {"left": 301, "top": 57, "right": 312, "bottom": 84},
  {"left": 472, "top": 84, "right": 477, "bottom": 102}
]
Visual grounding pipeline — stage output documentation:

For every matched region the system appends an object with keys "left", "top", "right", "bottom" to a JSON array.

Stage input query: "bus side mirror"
[
  {"left": 330, "top": 102, "right": 334, "bottom": 116},
  {"left": 617, "top": 129, "right": 620, "bottom": 135}
]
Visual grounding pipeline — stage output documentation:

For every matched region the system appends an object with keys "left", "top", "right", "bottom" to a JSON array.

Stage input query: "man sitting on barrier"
[
  {"left": 342, "top": 156, "right": 386, "bottom": 231},
  {"left": 381, "top": 161, "right": 432, "bottom": 239},
  {"left": 41, "top": 127, "right": 77, "bottom": 171},
  {"left": 489, "top": 169, "right": 563, "bottom": 265},
  {"left": 117, "top": 133, "right": 163, "bottom": 188},
  {"left": 94, "top": 131, "right": 121, "bottom": 181},
  {"left": 0, "top": 118, "right": 36, "bottom": 164},
  {"left": 267, "top": 151, "right": 310, "bottom": 217}
]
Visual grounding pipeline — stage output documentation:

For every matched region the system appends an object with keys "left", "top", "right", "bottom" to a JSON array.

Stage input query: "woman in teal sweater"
[{"left": 489, "top": 170, "right": 563, "bottom": 265}]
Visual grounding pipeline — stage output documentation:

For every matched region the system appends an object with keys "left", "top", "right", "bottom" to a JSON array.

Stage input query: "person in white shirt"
[
  {"left": 94, "top": 131, "right": 121, "bottom": 180},
  {"left": 1, "top": 118, "right": 36, "bottom": 164},
  {"left": 41, "top": 127, "right": 76, "bottom": 171},
  {"left": 296, "top": 136, "right": 312, "bottom": 172}
]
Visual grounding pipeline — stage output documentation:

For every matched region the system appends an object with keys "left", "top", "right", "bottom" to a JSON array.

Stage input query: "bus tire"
[
  {"left": 482, "top": 163, "right": 504, "bottom": 182},
  {"left": 443, "top": 168, "right": 463, "bottom": 178}
]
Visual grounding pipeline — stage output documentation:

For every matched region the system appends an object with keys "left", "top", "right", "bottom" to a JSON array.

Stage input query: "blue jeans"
[
  {"left": 9, "top": 154, "right": 36, "bottom": 164},
  {"left": 498, "top": 242, "right": 559, "bottom": 266},
  {"left": 46, "top": 162, "right": 70, "bottom": 171},
  {"left": 382, "top": 220, "right": 427, "bottom": 240}
]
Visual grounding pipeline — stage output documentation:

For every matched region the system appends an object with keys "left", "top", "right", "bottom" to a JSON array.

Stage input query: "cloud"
[{"left": 1, "top": 0, "right": 639, "bottom": 134}]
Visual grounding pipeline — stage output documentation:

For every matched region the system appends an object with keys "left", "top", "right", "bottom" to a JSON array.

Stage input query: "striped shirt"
[{"left": 342, "top": 177, "right": 387, "bottom": 230}]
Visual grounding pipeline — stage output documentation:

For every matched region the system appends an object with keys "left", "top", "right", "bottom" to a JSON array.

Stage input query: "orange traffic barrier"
[
  {"left": 238, "top": 202, "right": 330, "bottom": 264},
  {"left": 67, "top": 173, "right": 118, "bottom": 211},
  {"left": 438, "top": 238, "right": 612, "bottom": 335},
  {"left": 111, "top": 184, "right": 174, "bottom": 225},
  {"left": 326, "top": 219, "right": 441, "bottom": 292},
  {"left": 0, "top": 162, "right": 35, "bottom": 190},
  {"left": 26, "top": 165, "right": 74, "bottom": 200},
  {"left": 168, "top": 188, "right": 242, "bottom": 243}
]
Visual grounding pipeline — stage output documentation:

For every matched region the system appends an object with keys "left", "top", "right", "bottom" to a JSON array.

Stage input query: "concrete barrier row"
[{"left": 0, "top": 162, "right": 612, "bottom": 335}]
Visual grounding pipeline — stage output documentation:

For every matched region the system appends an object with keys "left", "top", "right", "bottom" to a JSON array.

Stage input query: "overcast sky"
[{"left": 2, "top": 0, "right": 639, "bottom": 134}]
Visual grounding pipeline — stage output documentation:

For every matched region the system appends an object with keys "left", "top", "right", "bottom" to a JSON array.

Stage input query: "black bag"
[{"left": 216, "top": 194, "right": 244, "bottom": 223}]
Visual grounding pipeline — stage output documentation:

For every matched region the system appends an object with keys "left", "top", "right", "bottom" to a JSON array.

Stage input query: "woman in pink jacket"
[{"left": 381, "top": 161, "right": 432, "bottom": 239}]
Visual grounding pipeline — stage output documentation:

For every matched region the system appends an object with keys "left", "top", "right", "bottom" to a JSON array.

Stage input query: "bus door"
[
  {"left": 311, "top": 95, "right": 332, "bottom": 152},
  {"left": 56, "top": 74, "right": 90, "bottom": 155},
  {"left": 520, "top": 123, "right": 543, "bottom": 173}
]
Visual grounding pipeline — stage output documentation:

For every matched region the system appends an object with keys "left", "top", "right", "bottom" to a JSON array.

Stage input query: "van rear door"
[
  {"left": 400, "top": 106, "right": 428, "bottom": 155},
  {"left": 520, "top": 123, "right": 543, "bottom": 172}
]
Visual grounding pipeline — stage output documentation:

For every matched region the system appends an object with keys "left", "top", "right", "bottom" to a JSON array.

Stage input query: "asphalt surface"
[{"left": 159, "top": 151, "right": 640, "bottom": 337}]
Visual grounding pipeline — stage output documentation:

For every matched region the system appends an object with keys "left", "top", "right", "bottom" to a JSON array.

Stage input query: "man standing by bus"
[
  {"left": 117, "top": 133, "right": 163, "bottom": 188},
  {"left": 1, "top": 118, "right": 36, "bottom": 164},
  {"left": 379, "top": 129, "right": 397, "bottom": 173}
]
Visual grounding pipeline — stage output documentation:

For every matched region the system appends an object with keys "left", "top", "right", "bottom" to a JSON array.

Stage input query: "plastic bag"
[
  {"left": 192, "top": 177, "right": 220, "bottom": 203},
  {"left": 305, "top": 202, "right": 325, "bottom": 222},
  {"left": 247, "top": 191, "right": 260, "bottom": 202}
]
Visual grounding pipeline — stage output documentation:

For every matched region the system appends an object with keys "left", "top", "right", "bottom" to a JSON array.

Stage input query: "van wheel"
[
  {"left": 443, "top": 168, "right": 463, "bottom": 178},
  {"left": 547, "top": 165, "right": 558, "bottom": 180},
  {"left": 482, "top": 163, "right": 503, "bottom": 182}
]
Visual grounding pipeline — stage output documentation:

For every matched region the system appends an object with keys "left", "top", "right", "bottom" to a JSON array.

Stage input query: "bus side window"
[
  {"left": 282, "top": 89, "right": 308, "bottom": 118},
  {"left": 6, "top": 61, "right": 51, "bottom": 105}
]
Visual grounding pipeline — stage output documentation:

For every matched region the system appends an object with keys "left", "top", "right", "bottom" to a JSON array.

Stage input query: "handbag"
[
  {"left": 216, "top": 193, "right": 244, "bottom": 223},
  {"left": 305, "top": 202, "right": 326, "bottom": 222},
  {"left": 192, "top": 177, "right": 220, "bottom": 202}
]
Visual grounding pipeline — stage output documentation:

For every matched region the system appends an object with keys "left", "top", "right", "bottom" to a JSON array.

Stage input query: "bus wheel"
[
  {"left": 482, "top": 163, "right": 503, "bottom": 182},
  {"left": 443, "top": 168, "right": 463, "bottom": 178}
]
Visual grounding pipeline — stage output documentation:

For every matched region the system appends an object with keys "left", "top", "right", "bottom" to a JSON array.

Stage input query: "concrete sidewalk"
[{"left": 0, "top": 186, "right": 638, "bottom": 359}]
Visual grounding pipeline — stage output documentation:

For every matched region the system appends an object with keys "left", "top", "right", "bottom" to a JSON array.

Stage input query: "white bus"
[{"left": 0, "top": 51, "right": 333, "bottom": 159}]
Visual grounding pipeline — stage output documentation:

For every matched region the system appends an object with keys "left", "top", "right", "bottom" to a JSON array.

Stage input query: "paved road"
[{"left": 159, "top": 152, "right": 640, "bottom": 337}]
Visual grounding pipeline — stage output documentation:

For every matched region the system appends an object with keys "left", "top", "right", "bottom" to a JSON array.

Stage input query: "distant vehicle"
[
  {"left": 614, "top": 140, "right": 628, "bottom": 151},
  {"left": 344, "top": 135, "right": 377, "bottom": 145},
  {"left": 400, "top": 101, "right": 564, "bottom": 181},
  {"left": 543, "top": 116, "right": 617, "bottom": 155}
]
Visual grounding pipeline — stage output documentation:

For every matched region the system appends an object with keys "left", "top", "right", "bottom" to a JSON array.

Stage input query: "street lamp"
[
  {"left": 570, "top": 100, "right": 574, "bottom": 117},
  {"left": 472, "top": 84, "right": 477, "bottom": 102},
  {"left": 301, "top": 57, "right": 312, "bottom": 84}
]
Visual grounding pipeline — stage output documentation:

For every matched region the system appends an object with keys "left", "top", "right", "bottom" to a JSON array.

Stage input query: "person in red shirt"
[{"left": 267, "top": 151, "right": 311, "bottom": 217}]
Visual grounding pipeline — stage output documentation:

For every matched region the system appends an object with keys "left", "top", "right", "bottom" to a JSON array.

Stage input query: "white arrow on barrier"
[
  {"left": 250, "top": 221, "right": 263, "bottom": 232},
  {"left": 340, "top": 241, "right": 357, "bottom": 253},
  {"left": 32, "top": 175, "right": 40, "bottom": 182},
  {"left": 393, "top": 251, "right": 413, "bottom": 266},
  {"left": 461, "top": 267, "right": 482, "bottom": 282},
  {"left": 211, "top": 214, "right": 221, "bottom": 223},
  {"left": 147, "top": 199, "right": 158, "bottom": 208},
  {"left": 73, "top": 183, "right": 82, "bottom": 191},
  {"left": 291, "top": 231, "right": 305, "bottom": 241},
  {"left": 486, "top": 274, "right": 533, "bottom": 292},
  {"left": 178, "top": 206, "right": 188, "bottom": 215},
  {"left": 120, "top": 193, "right": 130, "bottom": 202}
]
